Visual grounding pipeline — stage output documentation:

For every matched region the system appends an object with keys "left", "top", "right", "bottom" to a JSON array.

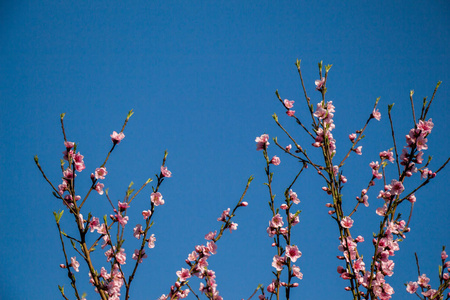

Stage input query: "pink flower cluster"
[
  {"left": 89, "top": 264, "right": 124, "bottom": 300},
  {"left": 312, "top": 101, "right": 337, "bottom": 155},
  {"left": 284, "top": 99, "right": 295, "bottom": 117},
  {"left": 406, "top": 250, "right": 450, "bottom": 299}
]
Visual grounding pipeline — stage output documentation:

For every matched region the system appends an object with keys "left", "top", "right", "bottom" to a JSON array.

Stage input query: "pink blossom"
[
  {"left": 161, "top": 166, "right": 172, "bottom": 178},
  {"left": 389, "top": 179, "right": 404, "bottom": 195},
  {"left": 286, "top": 110, "right": 295, "bottom": 117},
  {"left": 380, "top": 150, "right": 395, "bottom": 163},
  {"left": 270, "top": 156, "right": 280, "bottom": 166},
  {"left": 292, "top": 265, "right": 303, "bottom": 279},
  {"left": 176, "top": 268, "right": 191, "bottom": 282},
  {"left": 285, "top": 245, "right": 302, "bottom": 262},
  {"left": 63, "top": 168, "right": 75, "bottom": 180},
  {"left": 118, "top": 201, "right": 130, "bottom": 211},
  {"left": 406, "top": 281, "right": 418, "bottom": 294},
  {"left": 255, "top": 134, "right": 270, "bottom": 151},
  {"left": 188, "top": 251, "right": 198, "bottom": 261},
  {"left": 407, "top": 194, "right": 416, "bottom": 203},
  {"left": 267, "top": 281, "right": 277, "bottom": 293},
  {"left": 95, "top": 183, "right": 104, "bottom": 195},
  {"left": 133, "top": 224, "right": 143, "bottom": 239},
  {"left": 116, "top": 248, "right": 126, "bottom": 265},
  {"left": 132, "top": 249, "right": 147, "bottom": 263},
  {"left": 205, "top": 231, "right": 217, "bottom": 240},
  {"left": 58, "top": 181, "right": 68, "bottom": 195},
  {"left": 372, "top": 109, "right": 381, "bottom": 121},
  {"left": 416, "top": 135, "right": 428, "bottom": 151},
  {"left": 354, "top": 146, "right": 362, "bottom": 155},
  {"left": 376, "top": 205, "right": 388, "bottom": 216},
  {"left": 73, "top": 152, "right": 86, "bottom": 172},
  {"left": 272, "top": 255, "right": 285, "bottom": 271},
  {"left": 116, "top": 214, "right": 129, "bottom": 227},
  {"left": 289, "top": 213, "right": 300, "bottom": 226},
  {"left": 284, "top": 99, "right": 294, "bottom": 108},
  {"left": 417, "top": 118, "right": 434, "bottom": 135},
  {"left": 240, "top": 201, "right": 248, "bottom": 207},
  {"left": 148, "top": 234, "right": 156, "bottom": 248},
  {"left": 64, "top": 141, "right": 75, "bottom": 149},
  {"left": 71, "top": 256, "right": 80, "bottom": 272},
  {"left": 289, "top": 189, "right": 300, "bottom": 204},
  {"left": 340, "top": 216, "right": 354, "bottom": 229},
  {"left": 217, "top": 208, "right": 230, "bottom": 222},
  {"left": 110, "top": 131, "right": 125, "bottom": 144},
  {"left": 78, "top": 214, "right": 85, "bottom": 229},
  {"left": 95, "top": 167, "right": 107, "bottom": 180},
  {"left": 315, "top": 77, "right": 325, "bottom": 90},
  {"left": 151, "top": 192, "right": 165, "bottom": 206},
  {"left": 422, "top": 289, "right": 438, "bottom": 298},
  {"left": 142, "top": 210, "right": 152, "bottom": 219},
  {"left": 285, "top": 144, "right": 292, "bottom": 152},
  {"left": 349, "top": 133, "right": 357, "bottom": 142},
  {"left": 417, "top": 274, "right": 430, "bottom": 288},
  {"left": 89, "top": 217, "right": 101, "bottom": 233},
  {"left": 442, "top": 250, "right": 448, "bottom": 260},
  {"left": 228, "top": 222, "right": 238, "bottom": 233},
  {"left": 270, "top": 214, "right": 284, "bottom": 228}
]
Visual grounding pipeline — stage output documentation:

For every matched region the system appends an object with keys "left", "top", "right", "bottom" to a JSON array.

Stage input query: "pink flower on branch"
[
  {"left": 161, "top": 166, "right": 172, "bottom": 178},
  {"left": 283, "top": 99, "right": 294, "bottom": 108},
  {"left": 372, "top": 108, "right": 381, "bottom": 121},
  {"left": 95, "top": 183, "right": 104, "bottom": 195},
  {"left": 315, "top": 77, "right": 325, "bottom": 90},
  {"left": 151, "top": 192, "right": 165, "bottom": 206},
  {"left": 110, "top": 131, "right": 125, "bottom": 144},
  {"left": 286, "top": 110, "right": 295, "bottom": 117},
  {"left": 95, "top": 167, "right": 107, "bottom": 180},
  {"left": 70, "top": 256, "right": 79, "bottom": 272},
  {"left": 340, "top": 216, "right": 354, "bottom": 229},
  {"left": 255, "top": 134, "right": 270, "bottom": 151},
  {"left": 142, "top": 210, "right": 152, "bottom": 219},
  {"left": 148, "top": 234, "right": 156, "bottom": 248},
  {"left": 270, "top": 156, "right": 280, "bottom": 166},
  {"left": 133, "top": 224, "right": 143, "bottom": 239},
  {"left": 176, "top": 268, "right": 191, "bottom": 282},
  {"left": 132, "top": 249, "right": 147, "bottom": 263},
  {"left": 285, "top": 245, "right": 302, "bottom": 262}
]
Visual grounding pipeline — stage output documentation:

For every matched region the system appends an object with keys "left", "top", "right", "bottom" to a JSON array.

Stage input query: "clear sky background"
[{"left": 1, "top": 1, "right": 449, "bottom": 299}]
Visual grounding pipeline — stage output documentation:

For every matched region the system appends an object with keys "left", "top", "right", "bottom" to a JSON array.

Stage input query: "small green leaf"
[
  {"left": 388, "top": 103, "right": 395, "bottom": 113},
  {"left": 60, "top": 113, "right": 66, "bottom": 120},
  {"left": 436, "top": 81, "right": 442, "bottom": 88},
  {"left": 272, "top": 113, "right": 278, "bottom": 122},
  {"left": 295, "top": 59, "right": 301, "bottom": 68},
  {"left": 127, "top": 109, "right": 134, "bottom": 119},
  {"left": 34, "top": 155, "right": 39, "bottom": 163},
  {"left": 325, "top": 64, "right": 332, "bottom": 72}
]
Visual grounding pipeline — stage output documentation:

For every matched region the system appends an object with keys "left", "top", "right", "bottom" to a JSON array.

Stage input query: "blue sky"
[{"left": 1, "top": 1, "right": 449, "bottom": 299}]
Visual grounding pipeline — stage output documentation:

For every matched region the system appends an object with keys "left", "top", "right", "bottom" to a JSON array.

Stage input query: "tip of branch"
[
  {"left": 388, "top": 103, "right": 395, "bottom": 113},
  {"left": 247, "top": 175, "right": 254, "bottom": 183},
  {"left": 410, "top": 90, "right": 414, "bottom": 97},
  {"left": 34, "top": 155, "right": 39, "bottom": 163},
  {"left": 127, "top": 109, "right": 134, "bottom": 120},
  {"left": 295, "top": 59, "right": 301, "bottom": 68},
  {"left": 436, "top": 81, "right": 442, "bottom": 89},
  {"left": 272, "top": 113, "right": 278, "bottom": 122},
  {"left": 60, "top": 113, "right": 65, "bottom": 120}
]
